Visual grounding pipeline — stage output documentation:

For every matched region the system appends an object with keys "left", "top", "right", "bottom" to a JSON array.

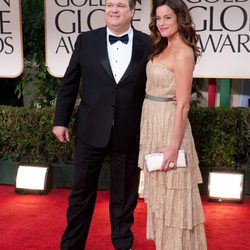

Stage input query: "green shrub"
[
  {"left": 189, "top": 107, "right": 250, "bottom": 168},
  {"left": 0, "top": 106, "right": 249, "bottom": 167},
  {"left": 0, "top": 106, "right": 74, "bottom": 163}
]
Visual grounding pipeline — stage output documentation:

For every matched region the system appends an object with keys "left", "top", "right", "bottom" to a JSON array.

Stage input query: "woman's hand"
[{"left": 158, "top": 146, "right": 179, "bottom": 171}]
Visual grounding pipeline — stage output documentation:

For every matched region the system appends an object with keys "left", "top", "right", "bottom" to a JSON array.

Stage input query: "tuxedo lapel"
[
  {"left": 93, "top": 28, "right": 115, "bottom": 82},
  {"left": 93, "top": 28, "right": 146, "bottom": 85},
  {"left": 118, "top": 29, "right": 146, "bottom": 85}
]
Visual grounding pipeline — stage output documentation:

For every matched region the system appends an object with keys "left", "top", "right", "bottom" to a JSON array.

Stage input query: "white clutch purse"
[{"left": 145, "top": 150, "right": 187, "bottom": 172}]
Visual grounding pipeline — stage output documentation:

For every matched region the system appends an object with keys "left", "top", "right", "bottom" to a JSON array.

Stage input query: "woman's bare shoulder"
[{"left": 174, "top": 43, "right": 194, "bottom": 66}]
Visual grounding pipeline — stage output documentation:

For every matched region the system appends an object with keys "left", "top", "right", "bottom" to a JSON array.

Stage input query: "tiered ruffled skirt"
[{"left": 138, "top": 100, "right": 207, "bottom": 250}]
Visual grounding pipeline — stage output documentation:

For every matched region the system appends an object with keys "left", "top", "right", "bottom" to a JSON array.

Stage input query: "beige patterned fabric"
[{"left": 138, "top": 61, "right": 207, "bottom": 250}]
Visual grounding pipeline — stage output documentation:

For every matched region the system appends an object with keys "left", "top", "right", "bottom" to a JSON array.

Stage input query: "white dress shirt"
[{"left": 107, "top": 27, "right": 133, "bottom": 84}]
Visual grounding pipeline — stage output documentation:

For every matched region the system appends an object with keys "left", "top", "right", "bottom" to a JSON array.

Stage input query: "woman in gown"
[{"left": 138, "top": 0, "right": 207, "bottom": 249}]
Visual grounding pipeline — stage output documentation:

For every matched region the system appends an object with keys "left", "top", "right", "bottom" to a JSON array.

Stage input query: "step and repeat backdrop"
[
  {"left": 0, "top": 0, "right": 23, "bottom": 78},
  {"left": 186, "top": 0, "right": 250, "bottom": 78},
  {"left": 44, "top": 0, "right": 151, "bottom": 77},
  {"left": 0, "top": 0, "right": 249, "bottom": 78}
]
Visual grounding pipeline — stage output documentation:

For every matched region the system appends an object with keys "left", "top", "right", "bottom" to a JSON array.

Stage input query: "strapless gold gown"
[{"left": 138, "top": 61, "right": 207, "bottom": 250}]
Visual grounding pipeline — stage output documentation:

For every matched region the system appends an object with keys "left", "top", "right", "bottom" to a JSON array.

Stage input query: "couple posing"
[{"left": 53, "top": 0, "right": 207, "bottom": 249}]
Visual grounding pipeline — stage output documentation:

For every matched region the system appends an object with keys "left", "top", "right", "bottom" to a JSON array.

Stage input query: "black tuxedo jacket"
[{"left": 54, "top": 27, "right": 150, "bottom": 149}]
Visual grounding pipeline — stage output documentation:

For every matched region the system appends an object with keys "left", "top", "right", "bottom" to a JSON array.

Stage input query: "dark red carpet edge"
[{"left": 0, "top": 185, "right": 250, "bottom": 250}]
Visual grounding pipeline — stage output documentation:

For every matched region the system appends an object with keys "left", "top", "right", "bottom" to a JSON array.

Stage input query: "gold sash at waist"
[{"left": 145, "top": 94, "right": 173, "bottom": 102}]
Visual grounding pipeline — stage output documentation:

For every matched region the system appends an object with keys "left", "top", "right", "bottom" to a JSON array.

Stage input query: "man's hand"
[{"left": 52, "top": 126, "right": 70, "bottom": 143}]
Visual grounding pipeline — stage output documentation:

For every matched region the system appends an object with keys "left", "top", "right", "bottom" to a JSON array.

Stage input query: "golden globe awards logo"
[
  {"left": 0, "top": 0, "right": 14, "bottom": 54},
  {"left": 186, "top": 0, "right": 250, "bottom": 78},
  {"left": 50, "top": 0, "right": 144, "bottom": 54},
  {"left": 0, "top": 0, "right": 23, "bottom": 77},
  {"left": 188, "top": 0, "right": 250, "bottom": 53},
  {"left": 53, "top": 0, "right": 106, "bottom": 53},
  {"left": 45, "top": 0, "right": 149, "bottom": 77}
]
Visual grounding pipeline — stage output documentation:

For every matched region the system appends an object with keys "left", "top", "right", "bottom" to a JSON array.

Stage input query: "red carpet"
[{"left": 0, "top": 185, "right": 250, "bottom": 250}]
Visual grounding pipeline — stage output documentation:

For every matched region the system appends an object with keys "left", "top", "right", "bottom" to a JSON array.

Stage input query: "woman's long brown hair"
[{"left": 149, "top": 0, "right": 201, "bottom": 63}]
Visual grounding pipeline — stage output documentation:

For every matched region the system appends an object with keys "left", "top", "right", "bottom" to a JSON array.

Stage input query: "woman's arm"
[{"left": 161, "top": 46, "right": 194, "bottom": 171}]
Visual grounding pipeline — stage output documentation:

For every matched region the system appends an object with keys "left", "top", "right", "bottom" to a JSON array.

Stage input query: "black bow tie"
[{"left": 109, "top": 34, "right": 129, "bottom": 44}]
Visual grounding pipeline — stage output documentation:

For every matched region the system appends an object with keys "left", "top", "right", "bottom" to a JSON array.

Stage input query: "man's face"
[{"left": 105, "top": 0, "right": 135, "bottom": 35}]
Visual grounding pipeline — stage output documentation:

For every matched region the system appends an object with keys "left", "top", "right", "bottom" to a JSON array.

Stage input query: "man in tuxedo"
[{"left": 53, "top": 0, "right": 149, "bottom": 249}]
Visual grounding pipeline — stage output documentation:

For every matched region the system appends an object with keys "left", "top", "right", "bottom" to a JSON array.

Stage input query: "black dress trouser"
[{"left": 60, "top": 136, "right": 141, "bottom": 250}]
